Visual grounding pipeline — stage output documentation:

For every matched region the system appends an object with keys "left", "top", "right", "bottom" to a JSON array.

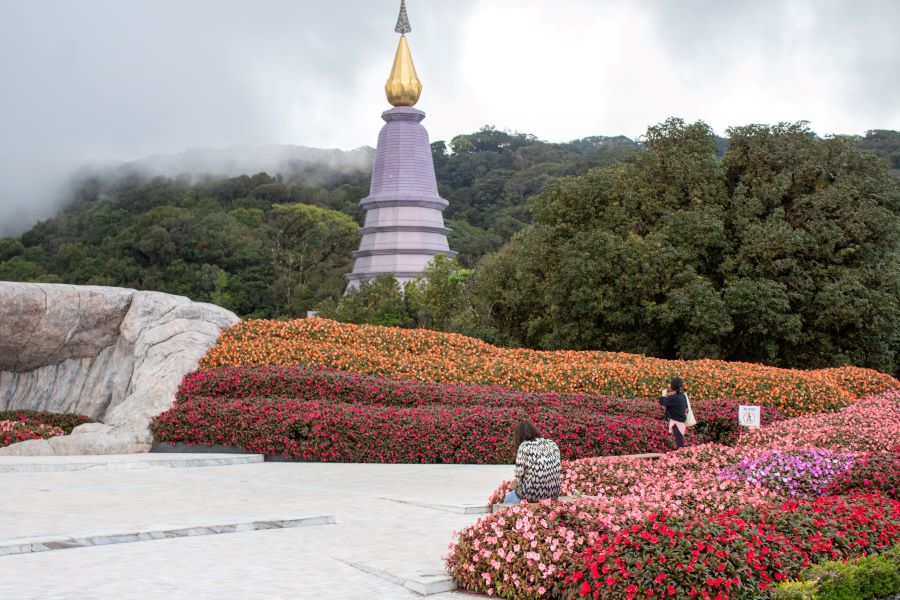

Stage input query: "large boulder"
[{"left": 0, "top": 283, "right": 238, "bottom": 455}]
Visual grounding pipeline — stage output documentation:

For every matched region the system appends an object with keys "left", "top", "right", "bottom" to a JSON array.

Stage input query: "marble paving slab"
[{"left": 0, "top": 453, "right": 264, "bottom": 473}]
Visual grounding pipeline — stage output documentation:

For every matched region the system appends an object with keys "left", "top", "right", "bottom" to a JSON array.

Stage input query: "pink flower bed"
[
  {"left": 448, "top": 388, "right": 900, "bottom": 599},
  {"left": 739, "top": 388, "right": 900, "bottom": 452}
]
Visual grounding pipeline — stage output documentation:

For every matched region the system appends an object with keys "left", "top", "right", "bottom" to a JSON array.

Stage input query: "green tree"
[
  {"left": 269, "top": 203, "right": 357, "bottom": 316},
  {"left": 470, "top": 119, "right": 900, "bottom": 373},
  {"left": 405, "top": 255, "right": 470, "bottom": 330},
  {"left": 320, "top": 274, "right": 413, "bottom": 327}
]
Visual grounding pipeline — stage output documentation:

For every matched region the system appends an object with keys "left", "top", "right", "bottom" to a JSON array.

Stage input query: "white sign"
[{"left": 738, "top": 405, "right": 761, "bottom": 429}]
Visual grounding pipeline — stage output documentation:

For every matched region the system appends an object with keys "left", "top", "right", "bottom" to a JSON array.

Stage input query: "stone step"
[{"left": 336, "top": 558, "right": 457, "bottom": 596}]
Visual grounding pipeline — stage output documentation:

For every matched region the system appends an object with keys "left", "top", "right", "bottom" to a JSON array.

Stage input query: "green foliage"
[
  {"left": 319, "top": 274, "right": 412, "bottom": 327},
  {"left": 435, "top": 126, "right": 640, "bottom": 265},
  {"left": 2, "top": 122, "right": 898, "bottom": 375},
  {"left": 470, "top": 119, "right": 900, "bottom": 373},
  {"left": 0, "top": 237, "right": 25, "bottom": 261},
  {"left": 774, "top": 545, "right": 900, "bottom": 600},
  {"left": 856, "top": 129, "right": 900, "bottom": 179},
  {"left": 0, "top": 173, "right": 361, "bottom": 317},
  {"left": 404, "top": 255, "right": 470, "bottom": 330}
]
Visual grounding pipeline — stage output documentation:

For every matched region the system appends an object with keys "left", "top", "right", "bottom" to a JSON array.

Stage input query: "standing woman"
[
  {"left": 659, "top": 377, "right": 689, "bottom": 449},
  {"left": 503, "top": 420, "right": 561, "bottom": 503}
]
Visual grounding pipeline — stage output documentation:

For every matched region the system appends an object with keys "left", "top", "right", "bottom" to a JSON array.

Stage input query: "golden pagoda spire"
[{"left": 385, "top": 0, "right": 422, "bottom": 107}]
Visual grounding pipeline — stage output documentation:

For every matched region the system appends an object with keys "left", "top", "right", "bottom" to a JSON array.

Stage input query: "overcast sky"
[{"left": 1, "top": 0, "right": 899, "bottom": 234}]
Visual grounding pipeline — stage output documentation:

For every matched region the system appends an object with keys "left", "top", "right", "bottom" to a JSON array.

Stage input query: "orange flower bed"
[{"left": 200, "top": 318, "right": 899, "bottom": 416}]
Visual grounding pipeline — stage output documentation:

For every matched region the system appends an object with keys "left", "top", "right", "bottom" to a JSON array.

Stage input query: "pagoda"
[{"left": 345, "top": 0, "right": 456, "bottom": 290}]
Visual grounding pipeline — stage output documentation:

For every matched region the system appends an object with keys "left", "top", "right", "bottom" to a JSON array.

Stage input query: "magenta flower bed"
[{"left": 150, "top": 365, "right": 785, "bottom": 463}]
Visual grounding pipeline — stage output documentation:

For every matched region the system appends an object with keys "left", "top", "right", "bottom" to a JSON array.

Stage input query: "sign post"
[{"left": 738, "top": 405, "right": 761, "bottom": 429}]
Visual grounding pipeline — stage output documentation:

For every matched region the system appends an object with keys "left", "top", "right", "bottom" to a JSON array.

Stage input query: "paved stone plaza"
[{"left": 0, "top": 454, "right": 509, "bottom": 599}]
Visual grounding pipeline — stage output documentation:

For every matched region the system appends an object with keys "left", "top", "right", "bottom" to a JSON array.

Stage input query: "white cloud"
[{"left": 0, "top": 0, "right": 898, "bottom": 234}]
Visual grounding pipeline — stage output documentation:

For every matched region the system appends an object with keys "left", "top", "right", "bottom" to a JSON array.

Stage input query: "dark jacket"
[{"left": 659, "top": 392, "right": 688, "bottom": 422}]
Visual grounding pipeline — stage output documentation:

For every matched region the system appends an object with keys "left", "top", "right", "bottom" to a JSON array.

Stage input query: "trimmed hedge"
[{"left": 773, "top": 546, "right": 900, "bottom": 600}]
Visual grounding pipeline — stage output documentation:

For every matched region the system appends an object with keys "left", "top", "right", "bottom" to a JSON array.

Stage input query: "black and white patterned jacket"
[{"left": 514, "top": 438, "right": 561, "bottom": 502}]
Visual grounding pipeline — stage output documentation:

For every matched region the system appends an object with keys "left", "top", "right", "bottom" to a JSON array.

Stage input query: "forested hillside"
[
  {"left": 0, "top": 124, "right": 897, "bottom": 372},
  {"left": 0, "top": 127, "right": 637, "bottom": 315}
]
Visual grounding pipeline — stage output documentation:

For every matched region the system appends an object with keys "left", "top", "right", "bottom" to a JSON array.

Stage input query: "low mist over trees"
[{"left": 1, "top": 123, "right": 898, "bottom": 373}]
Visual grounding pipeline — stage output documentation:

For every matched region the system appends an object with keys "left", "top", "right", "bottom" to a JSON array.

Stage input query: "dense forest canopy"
[
  {"left": 0, "top": 123, "right": 898, "bottom": 373},
  {"left": 465, "top": 121, "right": 900, "bottom": 374}
]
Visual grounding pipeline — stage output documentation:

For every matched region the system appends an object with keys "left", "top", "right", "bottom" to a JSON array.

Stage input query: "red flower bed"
[
  {"left": 150, "top": 366, "right": 786, "bottom": 462},
  {"left": 824, "top": 452, "right": 900, "bottom": 499},
  {"left": 0, "top": 410, "right": 93, "bottom": 435},
  {"left": 569, "top": 493, "right": 900, "bottom": 600},
  {"left": 0, "top": 419, "right": 65, "bottom": 447},
  {"left": 447, "top": 492, "right": 900, "bottom": 599}
]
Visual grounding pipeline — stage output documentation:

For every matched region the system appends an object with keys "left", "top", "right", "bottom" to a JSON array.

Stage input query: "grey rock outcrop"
[{"left": 0, "top": 283, "right": 238, "bottom": 456}]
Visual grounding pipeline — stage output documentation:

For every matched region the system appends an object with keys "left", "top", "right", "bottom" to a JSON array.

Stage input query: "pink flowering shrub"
[
  {"left": 0, "top": 419, "right": 65, "bottom": 447},
  {"left": 740, "top": 389, "right": 900, "bottom": 453},
  {"left": 488, "top": 444, "right": 776, "bottom": 512},
  {"left": 720, "top": 449, "right": 856, "bottom": 498}
]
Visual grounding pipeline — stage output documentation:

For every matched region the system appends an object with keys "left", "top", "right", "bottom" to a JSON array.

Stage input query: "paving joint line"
[{"left": 0, "top": 515, "right": 336, "bottom": 557}]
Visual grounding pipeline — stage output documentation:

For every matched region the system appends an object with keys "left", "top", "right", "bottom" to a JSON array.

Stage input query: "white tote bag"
[{"left": 684, "top": 393, "right": 697, "bottom": 428}]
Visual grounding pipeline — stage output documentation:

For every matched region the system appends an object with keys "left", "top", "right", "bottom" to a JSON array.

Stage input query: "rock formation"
[{"left": 0, "top": 282, "right": 238, "bottom": 456}]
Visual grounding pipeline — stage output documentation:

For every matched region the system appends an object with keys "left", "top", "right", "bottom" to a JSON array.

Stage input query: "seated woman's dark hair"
[
  {"left": 515, "top": 420, "right": 542, "bottom": 448},
  {"left": 670, "top": 377, "right": 685, "bottom": 392}
]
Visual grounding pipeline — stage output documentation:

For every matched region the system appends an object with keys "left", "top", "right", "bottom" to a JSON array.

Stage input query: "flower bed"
[
  {"left": 448, "top": 390, "right": 900, "bottom": 599},
  {"left": 0, "top": 419, "right": 65, "bottom": 447},
  {"left": 449, "top": 492, "right": 900, "bottom": 599},
  {"left": 740, "top": 389, "right": 900, "bottom": 453},
  {"left": 199, "top": 318, "right": 898, "bottom": 416},
  {"left": 825, "top": 452, "right": 900, "bottom": 500},
  {"left": 151, "top": 396, "right": 689, "bottom": 462},
  {"left": 151, "top": 365, "right": 786, "bottom": 462},
  {"left": 720, "top": 449, "right": 856, "bottom": 498},
  {"left": 0, "top": 410, "right": 93, "bottom": 435},
  {"left": 571, "top": 493, "right": 900, "bottom": 600}
]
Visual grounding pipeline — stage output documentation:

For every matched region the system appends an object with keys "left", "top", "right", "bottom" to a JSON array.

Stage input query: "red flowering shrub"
[
  {"left": 824, "top": 452, "right": 900, "bottom": 499},
  {"left": 0, "top": 410, "right": 93, "bottom": 435},
  {"left": 152, "top": 395, "right": 683, "bottom": 462},
  {"left": 0, "top": 419, "right": 65, "bottom": 447},
  {"left": 152, "top": 366, "right": 786, "bottom": 462},
  {"left": 569, "top": 493, "right": 900, "bottom": 600},
  {"left": 447, "top": 492, "right": 900, "bottom": 599}
]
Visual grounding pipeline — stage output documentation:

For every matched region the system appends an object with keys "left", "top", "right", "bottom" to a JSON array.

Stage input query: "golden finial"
[{"left": 385, "top": 1, "right": 421, "bottom": 107}]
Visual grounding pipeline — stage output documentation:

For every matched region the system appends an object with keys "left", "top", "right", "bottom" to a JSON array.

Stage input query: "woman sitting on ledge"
[{"left": 503, "top": 420, "right": 561, "bottom": 504}]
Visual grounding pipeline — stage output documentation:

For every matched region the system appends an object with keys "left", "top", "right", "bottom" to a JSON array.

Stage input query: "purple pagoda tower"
[{"left": 345, "top": 0, "right": 456, "bottom": 291}]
